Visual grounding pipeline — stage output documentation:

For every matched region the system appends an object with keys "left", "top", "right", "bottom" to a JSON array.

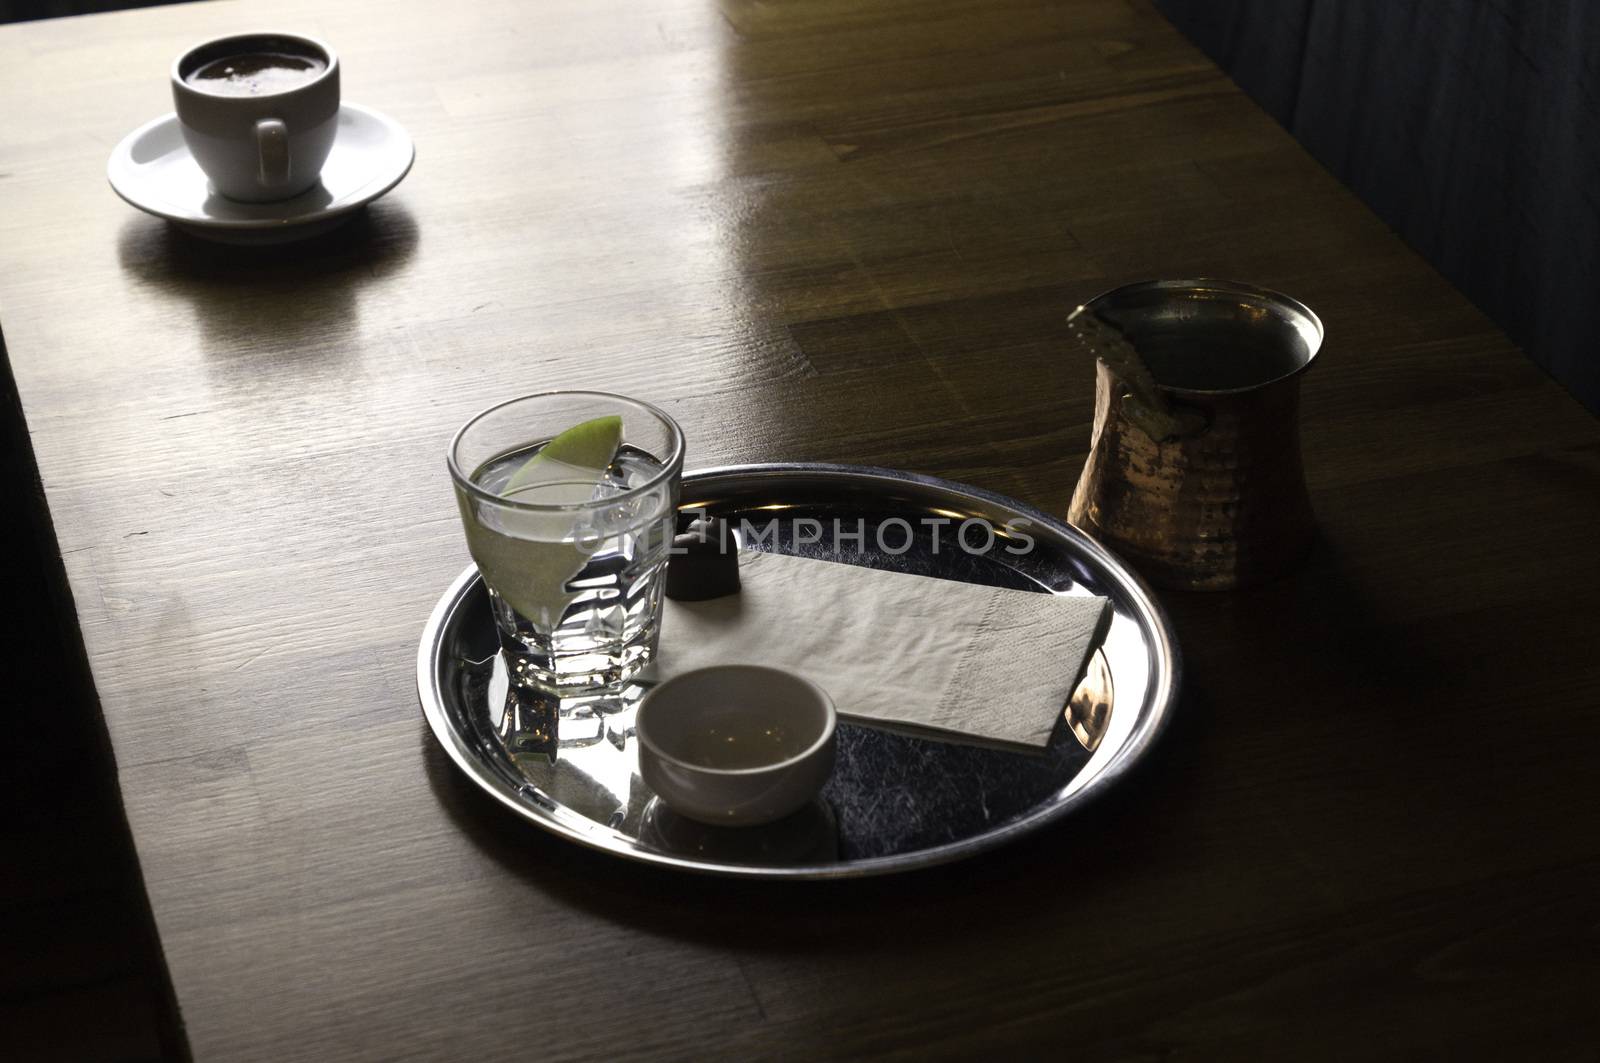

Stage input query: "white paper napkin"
[{"left": 650, "top": 550, "right": 1111, "bottom": 752}]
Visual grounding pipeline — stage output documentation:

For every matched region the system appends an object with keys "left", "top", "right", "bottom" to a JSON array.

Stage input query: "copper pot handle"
[{"left": 1067, "top": 305, "right": 1207, "bottom": 441}]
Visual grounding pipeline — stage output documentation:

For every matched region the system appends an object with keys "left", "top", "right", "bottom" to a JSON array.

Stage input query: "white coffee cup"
[{"left": 171, "top": 32, "right": 340, "bottom": 203}]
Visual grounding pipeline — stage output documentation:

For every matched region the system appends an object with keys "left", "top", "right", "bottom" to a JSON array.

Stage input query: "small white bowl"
[{"left": 636, "top": 665, "right": 836, "bottom": 827}]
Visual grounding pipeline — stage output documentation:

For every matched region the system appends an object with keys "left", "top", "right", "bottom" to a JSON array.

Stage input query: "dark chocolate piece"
[{"left": 665, "top": 517, "right": 741, "bottom": 601}]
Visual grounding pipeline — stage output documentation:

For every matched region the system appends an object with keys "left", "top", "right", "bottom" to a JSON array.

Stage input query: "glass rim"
[{"left": 447, "top": 390, "right": 686, "bottom": 512}]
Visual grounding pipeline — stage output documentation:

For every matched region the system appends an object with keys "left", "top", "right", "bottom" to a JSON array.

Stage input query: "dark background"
[
  {"left": 1, "top": 347, "right": 183, "bottom": 1058},
  {"left": 0, "top": 0, "right": 170, "bottom": 18},
  {"left": 1154, "top": 0, "right": 1600, "bottom": 414}
]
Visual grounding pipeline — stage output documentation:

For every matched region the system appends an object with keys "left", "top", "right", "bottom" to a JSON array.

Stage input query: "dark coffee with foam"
[{"left": 184, "top": 52, "right": 326, "bottom": 97}]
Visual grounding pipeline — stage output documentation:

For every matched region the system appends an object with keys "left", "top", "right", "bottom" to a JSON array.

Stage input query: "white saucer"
[{"left": 108, "top": 102, "right": 414, "bottom": 245}]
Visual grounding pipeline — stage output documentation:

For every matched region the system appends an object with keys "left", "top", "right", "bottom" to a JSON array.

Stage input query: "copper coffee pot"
[{"left": 1067, "top": 279, "right": 1323, "bottom": 591}]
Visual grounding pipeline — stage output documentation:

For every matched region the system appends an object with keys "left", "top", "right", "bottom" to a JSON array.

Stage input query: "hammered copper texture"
[{"left": 1070, "top": 360, "right": 1316, "bottom": 591}]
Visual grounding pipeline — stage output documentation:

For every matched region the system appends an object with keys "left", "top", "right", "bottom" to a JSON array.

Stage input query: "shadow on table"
[
  {"left": 1163, "top": 531, "right": 1444, "bottom": 716},
  {"left": 418, "top": 704, "right": 1189, "bottom": 957},
  {"left": 114, "top": 200, "right": 419, "bottom": 375}
]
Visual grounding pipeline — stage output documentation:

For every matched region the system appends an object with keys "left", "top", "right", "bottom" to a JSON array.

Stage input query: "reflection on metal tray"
[{"left": 418, "top": 463, "right": 1180, "bottom": 879}]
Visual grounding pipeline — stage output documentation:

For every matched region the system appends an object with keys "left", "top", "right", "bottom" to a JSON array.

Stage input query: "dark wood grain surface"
[{"left": 3, "top": 0, "right": 1599, "bottom": 1058}]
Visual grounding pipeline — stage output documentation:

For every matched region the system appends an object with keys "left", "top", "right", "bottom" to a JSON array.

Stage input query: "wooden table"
[{"left": 4, "top": 0, "right": 1599, "bottom": 1058}]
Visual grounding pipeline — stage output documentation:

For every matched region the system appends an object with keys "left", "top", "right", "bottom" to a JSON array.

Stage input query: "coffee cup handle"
[{"left": 254, "top": 118, "right": 290, "bottom": 189}]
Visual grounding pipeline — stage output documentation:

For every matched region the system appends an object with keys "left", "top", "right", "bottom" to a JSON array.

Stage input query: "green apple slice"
[
  {"left": 503, "top": 414, "right": 623, "bottom": 499},
  {"left": 464, "top": 415, "right": 624, "bottom": 628}
]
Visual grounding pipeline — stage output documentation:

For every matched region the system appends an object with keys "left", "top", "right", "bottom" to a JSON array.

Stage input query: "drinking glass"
[{"left": 449, "top": 391, "right": 684, "bottom": 691}]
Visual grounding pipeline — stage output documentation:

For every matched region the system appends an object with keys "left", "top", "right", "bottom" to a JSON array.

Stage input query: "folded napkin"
[{"left": 650, "top": 550, "right": 1111, "bottom": 752}]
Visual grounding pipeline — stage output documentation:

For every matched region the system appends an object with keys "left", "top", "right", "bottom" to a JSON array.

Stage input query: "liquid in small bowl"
[{"left": 636, "top": 665, "right": 836, "bottom": 828}]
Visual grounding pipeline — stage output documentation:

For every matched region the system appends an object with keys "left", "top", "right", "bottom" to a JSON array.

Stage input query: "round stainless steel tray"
[{"left": 418, "top": 463, "right": 1180, "bottom": 878}]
